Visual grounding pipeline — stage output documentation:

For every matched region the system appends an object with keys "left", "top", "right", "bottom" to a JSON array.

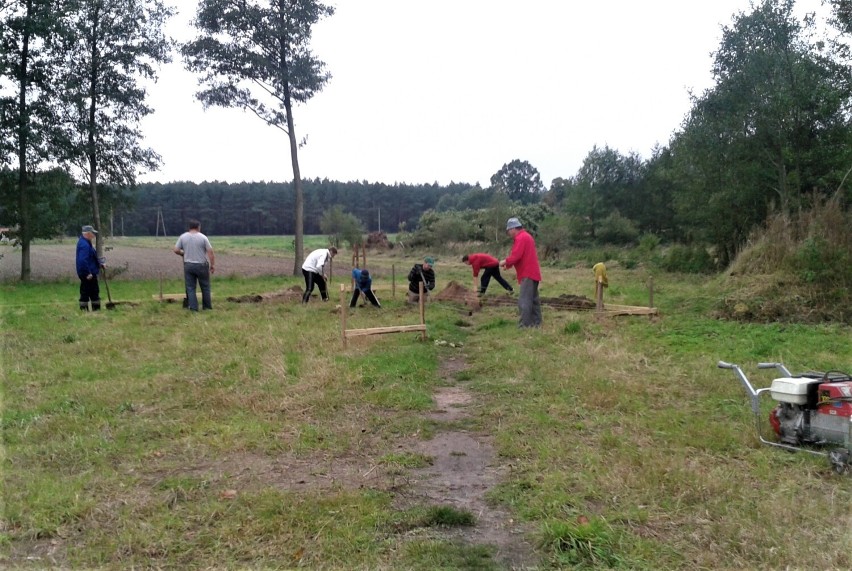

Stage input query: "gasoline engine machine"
[{"left": 718, "top": 361, "right": 852, "bottom": 473}]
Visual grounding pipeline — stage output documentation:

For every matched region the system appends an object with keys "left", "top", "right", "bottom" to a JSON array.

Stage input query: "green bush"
[
  {"left": 537, "top": 215, "right": 573, "bottom": 258},
  {"left": 597, "top": 211, "right": 639, "bottom": 245},
  {"left": 791, "top": 236, "right": 850, "bottom": 285},
  {"left": 658, "top": 244, "right": 716, "bottom": 273}
]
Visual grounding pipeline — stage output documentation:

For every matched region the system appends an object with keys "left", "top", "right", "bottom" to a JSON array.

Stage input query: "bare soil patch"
[
  {"left": 0, "top": 244, "right": 298, "bottom": 282},
  {"left": 434, "top": 280, "right": 596, "bottom": 312}
]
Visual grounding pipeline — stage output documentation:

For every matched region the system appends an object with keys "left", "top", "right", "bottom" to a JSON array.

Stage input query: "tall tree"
[
  {"left": 670, "top": 0, "right": 852, "bottom": 264},
  {"left": 50, "top": 0, "right": 172, "bottom": 258},
  {"left": 182, "top": 0, "right": 334, "bottom": 275},
  {"left": 564, "top": 145, "right": 642, "bottom": 240},
  {"left": 0, "top": 0, "right": 64, "bottom": 280},
  {"left": 489, "top": 159, "right": 545, "bottom": 204}
]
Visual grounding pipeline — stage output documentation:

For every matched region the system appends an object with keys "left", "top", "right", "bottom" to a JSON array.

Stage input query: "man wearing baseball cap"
[
  {"left": 76, "top": 225, "right": 103, "bottom": 310},
  {"left": 500, "top": 217, "right": 542, "bottom": 327},
  {"left": 407, "top": 256, "right": 436, "bottom": 303}
]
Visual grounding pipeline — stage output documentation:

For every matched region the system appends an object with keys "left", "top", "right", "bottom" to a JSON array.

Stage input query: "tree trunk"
[
  {"left": 17, "top": 11, "right": 32, "bottom": 282},
  {"left": 87, "top": 9, "right": 104, "bottom": 258},
  {"left": 284, "top": 93, "right": 303, "bottom": 275}
]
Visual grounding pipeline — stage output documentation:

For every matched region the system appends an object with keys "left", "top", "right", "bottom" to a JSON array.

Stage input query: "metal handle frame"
[{"left": 717, "top": 361, "right": 827, "bottom": 458}]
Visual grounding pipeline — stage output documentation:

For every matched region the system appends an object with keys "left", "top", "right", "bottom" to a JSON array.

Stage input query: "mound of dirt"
[
  {"left": 365, "top": 231, "right": 391, "bottom": 249},
  {"left": 227, "top": 285, "right": 303, "bottom": 303},
  {"left": 433, "top": 281, "right": 480, "bottom": 309},
  {"left": 433, "top": 281, "right": 597, "bottom": 312}
]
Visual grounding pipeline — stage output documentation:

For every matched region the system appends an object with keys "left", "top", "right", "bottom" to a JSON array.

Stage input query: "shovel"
[{"left": 102, "top": 268, "right": 116, "bottom": 309}]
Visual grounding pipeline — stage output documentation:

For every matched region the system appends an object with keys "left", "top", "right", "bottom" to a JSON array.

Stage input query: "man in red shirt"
[
  {"left": 462, "top": 253, "right": 514, "bottom": 296},
  {"left": 500, "top": 217, "right": 542, "bottom": 328}
]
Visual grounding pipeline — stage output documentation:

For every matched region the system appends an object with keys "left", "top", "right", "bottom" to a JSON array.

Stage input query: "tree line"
[
  {"left": 3, "top": 0, "right": 852, "bottom": 280},
  {"left": 118, "top": 179, "right": 474, "bottom": 236}
]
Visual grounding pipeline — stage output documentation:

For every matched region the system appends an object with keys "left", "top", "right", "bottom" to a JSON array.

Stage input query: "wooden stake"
[
  {"left": 392, "top": 264, "right": 396, "bottom": 299},
  {"left": 340, "top": 284, "right": 348, "bottom": 347},
  {"left": 419, "top": 281, "right": 426, "bottom": 340},
  {"left": 648, "top": 276, "right": 655, "bottom": 321},
  {"left": 595, "top": 279, "right": 603, "bottom": 312}
]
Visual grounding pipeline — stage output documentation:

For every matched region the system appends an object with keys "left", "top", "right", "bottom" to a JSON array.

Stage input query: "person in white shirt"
[{"left": 301, "top": 247, "right": 337, "bottom": 303}]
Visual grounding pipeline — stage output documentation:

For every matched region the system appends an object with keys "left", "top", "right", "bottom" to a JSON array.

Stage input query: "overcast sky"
[{"left": 138, "top": 0, "right": 828, "bottom": 187}]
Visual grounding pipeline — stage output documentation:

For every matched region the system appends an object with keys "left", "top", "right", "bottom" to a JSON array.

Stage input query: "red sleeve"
[
  {"left": 504, "top": 235, "right": 527, "bottom": 269},
  {"left": 470, "top": 254, "right": 483, "bottom": 277}
]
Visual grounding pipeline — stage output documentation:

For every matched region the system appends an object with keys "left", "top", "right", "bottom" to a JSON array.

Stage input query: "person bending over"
[
  {"left": 350, "top": 268, "right": 381, "bottom": 308},
  {"left": 301, "top": 247, "right": 337, "bottom": 303},
  {"left": 462, "top": 253, "right": 514, "bottom": 296}
]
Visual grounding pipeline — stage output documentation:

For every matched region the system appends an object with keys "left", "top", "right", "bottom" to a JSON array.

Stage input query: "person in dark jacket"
[
  {"left": 76, "top": 225, "right": 103, "bottom": 311},
  {"left": 407, "top": 257, "right": 435, "bottom": 303},
  {"left": 350, "top": 268, "right": 381, "bottom": 308}
]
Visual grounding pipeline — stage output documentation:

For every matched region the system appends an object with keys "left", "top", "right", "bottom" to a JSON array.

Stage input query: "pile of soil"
[
  {"left": 433, "top": 281, "right": 596, "bottom": 311},
  {"left": 227, "top": 285, "right": 303, "bottom": 303},
  {"left": 433, "top": 280, "right": 480, "bottom": 309},
  {"left": 365, "top": 231, "right": 392, "bottom": 249}
]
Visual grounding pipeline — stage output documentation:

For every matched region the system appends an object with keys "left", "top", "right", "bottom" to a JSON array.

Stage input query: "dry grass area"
[{"left": 719, "top": 194, "right": 851, "bottom": 323}]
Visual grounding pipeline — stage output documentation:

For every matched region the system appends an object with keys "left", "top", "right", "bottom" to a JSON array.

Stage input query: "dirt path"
[{"left": 400, "top": 353, "right": 537, "bottom": 569}]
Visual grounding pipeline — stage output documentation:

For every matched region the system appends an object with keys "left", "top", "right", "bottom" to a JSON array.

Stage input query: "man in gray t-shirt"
[{"left": 174, "top": 219, "right": 215, "bottom": 311}]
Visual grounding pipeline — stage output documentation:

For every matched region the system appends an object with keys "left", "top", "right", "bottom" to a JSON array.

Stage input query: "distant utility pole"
[{"left": 155, "top": 207, "right": 167, "bottom": 237}]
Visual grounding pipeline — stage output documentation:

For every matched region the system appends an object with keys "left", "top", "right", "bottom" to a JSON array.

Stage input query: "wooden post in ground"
[
  {"left": 361, "top": 243, "right": 367, "bottom": 269},
  {"left": 595, "top": 279, "right": 604, "bottom": 313},
  {"left": 340, "top": 284, "right": 348, "bottom": 347},
  {"left": 392, "top": 264, "right": 396, "bottom": 299},
  {"left": 648, "top": 276, "right": 655, "bottom": 321},
  {"left": 418, "top": 281, "right": 426, "bottom": 341}
]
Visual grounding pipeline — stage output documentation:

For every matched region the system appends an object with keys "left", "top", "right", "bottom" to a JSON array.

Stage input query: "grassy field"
[{"left": 1, "top": 247, "right": 851, "bottom": 570}]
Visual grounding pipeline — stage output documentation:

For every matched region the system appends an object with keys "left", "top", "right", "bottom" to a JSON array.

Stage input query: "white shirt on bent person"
[{"left": 302, "top": 249, "right": 332, "bottom": 274}]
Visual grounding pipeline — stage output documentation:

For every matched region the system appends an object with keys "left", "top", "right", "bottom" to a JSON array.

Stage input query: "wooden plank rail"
[
  {"left": 153, "top": 293, "right": 187, "bottom": 301},
  {"left": 340, "top": 282, "right": 426, "bottom": 346},
  {"left": 345, "top": 324, "right": 427, "bottom": 338}
]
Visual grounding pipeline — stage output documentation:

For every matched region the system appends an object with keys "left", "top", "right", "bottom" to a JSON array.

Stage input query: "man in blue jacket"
[
  {"left": 350, "top": 268, "right": 381, "bottom": 308},
  {"left": 76, "top": 225, "right": 103, "bottom": 311}
]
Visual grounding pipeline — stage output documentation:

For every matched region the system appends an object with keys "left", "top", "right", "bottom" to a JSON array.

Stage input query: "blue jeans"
[
  {"left": 184, "top": 262, "right": 212, "bottom": 311},
  {"left": 518, "top": 278, "right": 541, "bottom": 328}
]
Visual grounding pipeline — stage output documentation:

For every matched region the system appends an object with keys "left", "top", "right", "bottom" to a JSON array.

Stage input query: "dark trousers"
[
  {"left": 350, "top": 288, "right": 381, "bottom": 308},
  {"left": 518, "top": 278, "right": 542, "bottom": 328},
  {"left": 79, "top": 276, "right": 101, "bottom": 311},
  {"left": 302, "top": 270, "right": 328, "bottom": 302},
  {"left": 480, "top": 265, "right": 514, "bottom": 294},
  {"left": 184, "top": 262, "right": 212, "bottom": 311}
]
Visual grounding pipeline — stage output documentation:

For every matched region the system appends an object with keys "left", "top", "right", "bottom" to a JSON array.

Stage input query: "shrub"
[
  {"left": 658, "top": 244, "right": 716, "bottom": 273},
  {"left": 597, "top": 211, "right": 639, "bottom": 245}
]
